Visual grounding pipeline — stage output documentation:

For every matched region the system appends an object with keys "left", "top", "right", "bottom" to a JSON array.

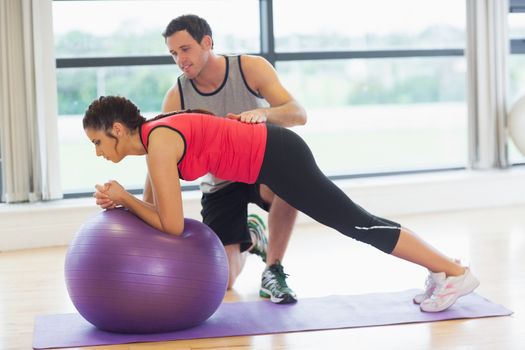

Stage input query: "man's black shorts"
[{"left": 201, "top": 182, "right": 269, "bottom": 252}]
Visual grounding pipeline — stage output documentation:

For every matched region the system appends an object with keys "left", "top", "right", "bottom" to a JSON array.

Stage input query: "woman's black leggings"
[{"left": 257, "top": 124, "right": 401, "bottom": 254}]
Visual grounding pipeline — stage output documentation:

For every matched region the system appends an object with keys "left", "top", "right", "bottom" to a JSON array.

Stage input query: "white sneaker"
[
  {"left": 413, "top": 271, "right": 446, "bottom": 304},
  {"left": 420, "top": 267, "right": 480, "bottom": 312},
  {"left": 413, "top": 259, "right": 461, "bottom": 304}
]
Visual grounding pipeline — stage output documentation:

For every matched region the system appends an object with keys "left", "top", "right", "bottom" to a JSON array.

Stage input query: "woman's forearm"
[
  {"left": 120, "top": 191, "right": 184, "bottom": 236},
  {"left": 120, "top": 191, "right": 166, "bottom": 233},
  {"left": 143, "top": 174, "right": 155, "bottom": 204}
]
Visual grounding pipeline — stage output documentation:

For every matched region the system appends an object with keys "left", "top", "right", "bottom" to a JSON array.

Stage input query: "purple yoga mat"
[{"left": 33, "top": 289, "right": 512, "bottom": 349}]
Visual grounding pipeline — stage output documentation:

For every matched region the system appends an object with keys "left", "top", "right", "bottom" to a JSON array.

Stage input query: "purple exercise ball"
[{"left": 64, "top": 208, "right": 229, "bottom": 334}]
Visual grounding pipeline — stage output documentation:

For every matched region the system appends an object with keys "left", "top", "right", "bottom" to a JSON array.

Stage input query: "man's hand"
[{"left": 227, "top": 109, "right": 267, "bottom": 124}]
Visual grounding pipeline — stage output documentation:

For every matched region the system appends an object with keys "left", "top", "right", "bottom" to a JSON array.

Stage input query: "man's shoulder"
[
  {"left": 165, "top": 82, "right": 181, "bottom": 97},
  {"left": 238, "top": 54, "right": 268, "bottom": 66},
  {"left": 237, "top": 55, "right": 270, "bottom": 80},
  {"left": 163, "top": 81, "right": 182, "bottom": 112}
]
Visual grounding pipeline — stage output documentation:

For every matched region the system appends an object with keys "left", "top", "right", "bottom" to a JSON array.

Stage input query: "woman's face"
[{"left": 84, "top": 127, "right": 124, "bottom": 163}]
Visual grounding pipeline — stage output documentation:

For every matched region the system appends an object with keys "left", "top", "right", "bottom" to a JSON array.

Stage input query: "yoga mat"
[{"left": 33, "top": 289, "right": 512, "bottom": 349}]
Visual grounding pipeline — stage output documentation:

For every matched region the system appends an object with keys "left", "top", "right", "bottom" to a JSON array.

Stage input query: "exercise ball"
[
  {"left": 509, "top": 94, "right": 525, "bottom": 156},
  {"left": 64, "top": 208, "right": 229, "bottom": 334}
]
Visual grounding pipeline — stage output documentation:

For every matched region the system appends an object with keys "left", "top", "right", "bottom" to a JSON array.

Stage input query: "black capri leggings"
[{"left": 257, "top": 124, "right": 401, "bottom": 254}]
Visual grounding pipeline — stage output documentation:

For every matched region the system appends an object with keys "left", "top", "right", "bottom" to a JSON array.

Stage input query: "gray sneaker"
[
  {"left": 248, "top": 214, "right": 268, "bottom": 263},
  {"left": 260, "top": 261, "right": 297, "bottom": 304}
]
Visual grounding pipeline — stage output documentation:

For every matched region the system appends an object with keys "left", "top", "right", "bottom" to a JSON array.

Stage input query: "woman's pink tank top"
[{"left": 140, "top": 113, "right": 267, "bottom": 184}]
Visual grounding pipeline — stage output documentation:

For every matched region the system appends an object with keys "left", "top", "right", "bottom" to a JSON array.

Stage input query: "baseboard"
[{"left": 1, "top": 168, "right": 524, "bottom": 251}]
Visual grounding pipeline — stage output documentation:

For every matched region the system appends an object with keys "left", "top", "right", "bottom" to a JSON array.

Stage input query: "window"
[
  {"left": 53, "top": 0, "right": 468, "bottom": 196},
  {"left": 53, "top": 0, "right": 259, "bottom": 58},
  {"left": 272, "top": 0, "right": 467, "bottom": 176},
  {"left": 278, "top": 57, "right": 467, "bottom": 175},
  {"left": 273, "top": 0, "right": 464, "bottom": 52},
  {"left": 53, "top": 0, "right": 259, "bottom": 194}
]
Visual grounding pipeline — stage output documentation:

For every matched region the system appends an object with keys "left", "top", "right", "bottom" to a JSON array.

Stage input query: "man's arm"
[
  {"left": 239, "top": 55, "right": 307, "bottom": 127},
  {"left": 162, "top": 84, "right": 183, "bottom": 113}
]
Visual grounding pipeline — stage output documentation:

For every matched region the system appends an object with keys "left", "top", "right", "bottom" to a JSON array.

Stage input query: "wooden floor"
[{"left": 1, "top": 205, "right": 524, "bottom": 350}]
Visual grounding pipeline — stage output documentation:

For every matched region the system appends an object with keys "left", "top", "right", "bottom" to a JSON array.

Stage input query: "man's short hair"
[{"left": 163, "top": 14, "right": 213, "bottom": 48}]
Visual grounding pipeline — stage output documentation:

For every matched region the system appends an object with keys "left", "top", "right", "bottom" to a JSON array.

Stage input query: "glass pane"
[
  {"left": 274, "top": 0, "right": 465, "bottom": 52},
  {"left": 52, "top": 0, "right": 259, "bottom": 58},
  {"left": 56, "top": 65, "right": 179, "bottom": 116},
  {"left": 57, "top": 65, "right": 201, "bottom": 193},
  {"left": 508, "top": 55, "right": 525, "bottom": 165},
  {"left": 509, "top": 13, "right": 525, "bottom": 39},
  {"left": 277, "top": 58, "right": 468, "bottom": 174}
]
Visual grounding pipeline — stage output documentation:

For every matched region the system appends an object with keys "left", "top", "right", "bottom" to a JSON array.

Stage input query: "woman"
[{"left": 83, "top": 95, "right": 479, "bottom": 313}]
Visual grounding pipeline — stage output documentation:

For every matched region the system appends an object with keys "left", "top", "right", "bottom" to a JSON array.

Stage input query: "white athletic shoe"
[
  {"left": 413, "top": 271, "right": 446, "bottom": 304},
  {"left": 420, "top": 267, "right": 480, "bottom": 312},
  {"left": 413, "top": 259, "right": 461, "bottom": 304}
]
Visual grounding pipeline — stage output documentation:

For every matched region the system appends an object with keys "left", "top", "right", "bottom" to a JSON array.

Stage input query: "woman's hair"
[
  {"left": 83, "top": 96, "right": 146, "bottom": 135},
  {"left": 149, "top": 108, "right": 215, "bottom": 121},
  {"left": 162, "top": 14, "right": 213, "bottom": 48},
  {"left": 84, "top": 96, "right": 216, "bottom": 138}
]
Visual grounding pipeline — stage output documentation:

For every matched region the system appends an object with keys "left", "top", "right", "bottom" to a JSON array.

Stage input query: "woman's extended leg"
[
  {"left": 257, "top": 125, "right": 479, "bottom": 311},
  {"left": 392, "top": 227, "right": 463, "bottom": 275}
]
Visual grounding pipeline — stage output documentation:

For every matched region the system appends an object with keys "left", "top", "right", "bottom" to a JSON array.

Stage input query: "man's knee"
[
  {"left": 274, "top": 196, "right": 298, "bottom": 213},
  {"left": 259, "top": 184, "right": 274, "bottom": 205},
  {"left": 259, "top": 184, "right": 297, "bottom": 213}
]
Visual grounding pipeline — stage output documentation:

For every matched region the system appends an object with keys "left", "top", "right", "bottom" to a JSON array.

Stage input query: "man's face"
[{"left": 166, "top": 30, "right": 209, "bottom": 79}]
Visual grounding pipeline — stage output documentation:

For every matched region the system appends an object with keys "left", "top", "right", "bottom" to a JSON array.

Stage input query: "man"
[
  {"left": 163, "top": 14, "right": 311, "bottom": 304},
  {"left": 97, "top": 14, "right": 307, "bottom": 304}
]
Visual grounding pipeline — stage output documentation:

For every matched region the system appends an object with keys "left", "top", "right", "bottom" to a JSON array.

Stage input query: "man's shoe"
[
  {"left": 247, "top": 214, "right": 268, "bottom": 263},
  {"left": 260, "top": 261, "right": 297, "bottom": 304}
]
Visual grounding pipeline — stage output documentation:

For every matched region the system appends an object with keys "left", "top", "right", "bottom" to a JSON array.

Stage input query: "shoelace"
[
  {"left": 428, "top": 279, "right": 449, "bottom": 300},
  {"left": 270, "top": 264, "right": 290, "bottom": 287},
  {"left": 424, "top": 275, "right": 434, "bottom": 292}
]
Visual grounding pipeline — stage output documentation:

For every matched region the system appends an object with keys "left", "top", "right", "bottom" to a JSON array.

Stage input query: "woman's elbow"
[
  {"left": 295, "top": 104, "right": 307, "bottom": 125},
  {"left": 162, "top": 221, "right": 185, "bottom": 236},
  {"left": 298, "top": 113, "right": 307, "bottom": 126}
]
